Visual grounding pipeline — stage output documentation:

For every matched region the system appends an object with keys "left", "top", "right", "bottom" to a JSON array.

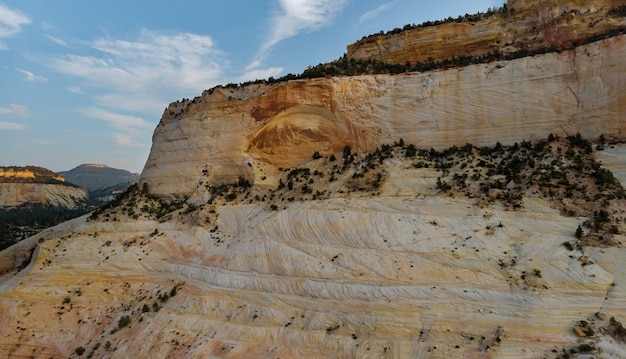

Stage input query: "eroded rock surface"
[
  {"left": 141, "top": 34, "right": 626, "bottom": 199},
  {"left": 2, "top": 142, "right": 626, "bottom": 358}
]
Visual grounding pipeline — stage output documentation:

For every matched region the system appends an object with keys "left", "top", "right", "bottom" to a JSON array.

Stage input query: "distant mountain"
[{"left": 59, "top": 164, "right": 140, "bottom": 192}]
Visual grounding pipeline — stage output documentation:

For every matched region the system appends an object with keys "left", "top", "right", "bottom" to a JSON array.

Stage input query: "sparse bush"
[
  {"left": 343, "top": 145, "right": 352, "bottom": 158},
  {"left": 117, "top": 315, "right": 131, "bottom": 330},
  {"left": 74, "top": 346, "right": 86, "bottom": 356},
  {"left": 576, "top": 225, "right": 584, "bottom": 239},
  {"left": 577, "top": 343, "right": 595, "bottom": 353}
]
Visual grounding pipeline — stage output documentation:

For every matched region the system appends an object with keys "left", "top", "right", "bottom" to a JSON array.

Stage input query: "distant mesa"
[{"left": 0, "top": 166, "right": 68, "bottom": 185}]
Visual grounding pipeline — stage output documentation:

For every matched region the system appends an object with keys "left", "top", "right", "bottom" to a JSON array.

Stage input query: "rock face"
[
  {"left": 1, "top": 148, "right": 626, "bottom": 358},
  {"left": 141, "top": 34, "right": 626, "bottom": 198},
  {"left": 0, "top": 183, "right": 88, "bottom": 208},
  {"left": 0, "top": 166, "right": 87, "bottom": 208},
  {"left": 346, "top": 0, "right": 626, "bottom": 65}
]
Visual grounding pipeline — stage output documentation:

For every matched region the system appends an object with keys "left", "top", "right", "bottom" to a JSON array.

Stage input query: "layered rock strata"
[
  {"left": 347, "top": 0, "right": 626, "bottom": 65},
  {"left": 0, "top": 183, "right": 88, "bottom": 208},
  {"left": 1, "top": 152, "right": 626, "bottom": 358},
  {"left": 141, "top": 34, "right": 626, "bottom": 198}
]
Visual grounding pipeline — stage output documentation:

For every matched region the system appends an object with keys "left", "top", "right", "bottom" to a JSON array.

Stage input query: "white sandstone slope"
[{"left": 1, "top": 144, "right": 626, "bottom": 358}]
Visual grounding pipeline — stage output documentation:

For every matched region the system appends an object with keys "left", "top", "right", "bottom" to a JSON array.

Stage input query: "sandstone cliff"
[
  {"left": 0, "top": 166, "right": 87, "bottom": 208},
  {"left": 0, "top": 183, "right": 88, "bottom": 209},
  {"left": 346, "top": 0, "right": 626, "bottom": 65},
  {"left": 141, "top": 34, "right": 626, "bottom": 199}
]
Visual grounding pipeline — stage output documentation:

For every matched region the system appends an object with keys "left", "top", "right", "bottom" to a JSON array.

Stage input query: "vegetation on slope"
[
  {"left": 0, "top": 203, "right": 95, "bottom": 251},
  {"left": 92, "top": 133, "right": 625, "bottom": 249},
  {"left": 357, "top": 4, "right": 514, "bottom": 41},
  {"left": 428, "top": 133, "right": 625, "bottom": 245}
]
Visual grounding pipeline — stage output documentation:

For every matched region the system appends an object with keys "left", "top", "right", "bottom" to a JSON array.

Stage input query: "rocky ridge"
[{"left": 347, "top": 0, "right": 626, "bottom": 65}]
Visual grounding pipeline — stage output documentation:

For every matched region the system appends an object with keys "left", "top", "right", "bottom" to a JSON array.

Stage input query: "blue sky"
[{"left": 0, "top": 0, "right": 505, "bottom": 173}]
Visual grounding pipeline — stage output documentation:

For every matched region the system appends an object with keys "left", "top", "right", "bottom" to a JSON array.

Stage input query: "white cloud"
[
  {"left": 0, "top": 121, "right": 26, "bottom": 130},
  {"left": 0, "top": 104, "right": 29, "bottom": 117},
  {"left": 0, "top": 3, "right": 30, "bottom": 39},
  {"left": 15, "top": 67, "right": 47, "bottom": 82},
  {"left": 77, "top": 107, "right": 150, "bottom": 130},
  {"left": 238, "top": 66, "right": 284, "bottom": 83},
  {"left": 94, "top": 93, "right": 167, "bottom": 116},
  {"left": 67, "top": 86, "right": 82, "bottom": 94},
  {"left": 114, "top": 133, "right": 143, "bottom": 148},
  {"left": 359, "top": 1, "right": 396, "bottom": 23},
  {"left": 41, "top": 22, "right": 55, "bottom": 30},
  {"left": 257, "top": 0, "right": 350, "bottom": 59},
  {"left": 0, "top": 3, "right": 30, "bottom": 50},
  {"left": 45, "top": 34, "right": 69, "bottom": 47},
  {"left": 48, "top": 29, "right": 227, "bottom": 115}
]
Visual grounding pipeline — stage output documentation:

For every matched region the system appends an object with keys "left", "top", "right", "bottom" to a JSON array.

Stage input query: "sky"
[{"left": 0, "top": 0, "right": 505, "bottom": 173}]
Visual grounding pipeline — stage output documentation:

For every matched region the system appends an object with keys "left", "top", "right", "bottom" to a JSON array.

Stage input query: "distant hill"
[
  {"left": 59, "top": 164, "right": 140, "bottom": 192},
  {"left": 0, "top": 166, "right": 91, "bottom": 251},
  {"left": 0, "top": 164, "right": 138, "bottom": 251},
  {"left": 0, "top": 166, "right": 74, "bottom": 186}
]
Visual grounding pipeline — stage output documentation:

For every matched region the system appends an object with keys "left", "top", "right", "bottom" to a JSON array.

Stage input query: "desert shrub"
[{"left": 117, "top": 315, "right": 131, "bottom": 329}]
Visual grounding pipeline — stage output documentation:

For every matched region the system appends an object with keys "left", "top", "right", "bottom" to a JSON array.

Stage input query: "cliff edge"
[{"left": 141, "top": 33, "right": 626, "bottom": 198}]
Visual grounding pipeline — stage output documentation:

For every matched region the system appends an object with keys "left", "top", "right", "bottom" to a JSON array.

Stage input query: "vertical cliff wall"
[
  {"left": 141, "top": 34, "right": 626, "bottom": 198},
  {"left": 346, "top": 0, "right": 626, "bottom": 65}
]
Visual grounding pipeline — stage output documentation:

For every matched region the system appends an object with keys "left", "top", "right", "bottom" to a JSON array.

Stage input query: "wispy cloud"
[
  {"left": 0, "top": 3, "right": 30, "bottom": 49},
  {"left": 114, "top": 133, "right": 143, "bottom": 148},
  {"left": 45, "top": 34, "right": 69, "bottom": 47},
  {"left": 41, "top": 22, "right": 55, "bottom": 30},
  {"left": 31, "top": 138, "right": 51, "bottom": 145},
  {"left": 77, "top": 107, "right": 150, "bottom": 148},
  {"left": 0, "top": 105, "right": 27, "bottom": 135},
  {"left": 253, "top": 0, "right": 349, "bottom": 66},
  {"left": 67, "top": 86, "right": 82, "bottom": 94},
  {"left": 359, "top": 1, "right": 397, "bottom": 23},
  {"left": 0, "top": 121, "right": 26, "bottom": 130},
  {"left": 0, "top": 104, "right": 30, "bottom": 117},
  {"left": 238, "top": 66, "right": 284, "bottom": 83},
  {"left": 16, "top": 67, "right": 47, "bottom": 82},
  {"left": 77, "top": 107, "right": 150, "bottom": 130},
  {"left": 48, "top": 29, "right": 227, "bottom": 115}
]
